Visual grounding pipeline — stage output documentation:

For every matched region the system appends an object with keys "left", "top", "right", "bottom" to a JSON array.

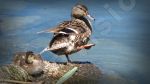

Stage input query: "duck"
[
  {"left": 13, "top": 51, "right": 44, "bottom": 75},
  {"left": 40, "top": 4, "right": 95, "bottom": 62}
]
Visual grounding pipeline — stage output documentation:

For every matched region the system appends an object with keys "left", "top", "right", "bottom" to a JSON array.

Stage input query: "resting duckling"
[
  {"left": 40, "top": 4, "right": 95, "bottom": 62},
  {"left": 13, "top": 51, "right": 44, "bottom": 75}
]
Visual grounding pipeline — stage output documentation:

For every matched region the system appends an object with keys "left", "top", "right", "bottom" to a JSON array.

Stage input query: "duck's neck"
[{"left": 72, "top": 16, "right": 92, "bottom": 31}]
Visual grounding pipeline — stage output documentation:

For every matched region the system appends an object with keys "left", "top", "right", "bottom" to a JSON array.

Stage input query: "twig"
[{"left": 0, "top": 79, "right": 32, "bottom": 84}]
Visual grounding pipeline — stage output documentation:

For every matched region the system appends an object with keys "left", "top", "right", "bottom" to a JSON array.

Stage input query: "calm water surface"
[{"left": 0, "top": 0, "right": 150, "bottom": 84}]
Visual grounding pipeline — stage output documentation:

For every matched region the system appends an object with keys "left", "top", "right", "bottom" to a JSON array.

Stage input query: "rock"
[
  {"left": 43, "top": 61, "right": 101, "bottom": 84},
  {"left": 0, "top": 64, "right": 32, "bottom": 84},
  {"left": 0, "top": 51, "right": 102, "bottom": 84}
]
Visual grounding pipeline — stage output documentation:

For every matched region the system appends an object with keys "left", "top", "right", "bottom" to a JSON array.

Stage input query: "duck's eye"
[
  {"left": 77, "top": 6, "right": 82, "bottom": 10},
  {"left": 79, "top": 7, "right": 86, "bottom": 12},
  {"left": 33, "top": 56, "right": 37, "bottom": 60},
  {"left": 79, "top": 7, "right": 82, "bottom": 10}
]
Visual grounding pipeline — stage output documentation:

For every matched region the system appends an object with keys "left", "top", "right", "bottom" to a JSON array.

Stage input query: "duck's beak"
[{"left": 87, "top": 14, "right": 95, "bottom": 21}]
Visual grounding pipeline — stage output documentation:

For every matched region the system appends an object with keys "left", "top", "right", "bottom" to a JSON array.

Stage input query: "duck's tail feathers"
[
  {"left": 39, "top": 47, "right": 50, "bottom": 54},
  {"left": 40, "top": 47, "right": 58, "bottom": 55},
  {"left": 40, "top": 44, "right": 68, "bottom": 54}
]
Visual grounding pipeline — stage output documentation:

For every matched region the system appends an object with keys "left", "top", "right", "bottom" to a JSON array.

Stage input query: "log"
[
  {"left": 43, "top": 61, "right": 101, "bottom": 84},
  {"left": 0, "top": 51, "right": 101, "bottom": 84}
]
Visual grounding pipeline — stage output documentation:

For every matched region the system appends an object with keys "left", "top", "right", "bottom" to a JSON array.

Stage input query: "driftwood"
[
  {"left": 43, "top": 61, "right": 101, "bottom": 84},
  {"left": 0, "top": 51, "right": 101, "bottom": 84}
]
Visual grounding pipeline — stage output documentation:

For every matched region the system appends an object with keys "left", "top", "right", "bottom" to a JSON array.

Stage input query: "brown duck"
[
  {"left": 13, "top": 51, "right": 43, "bottom": 75},
  {"left": 40, "top": 4, "right": 95, "bottom": 62}
]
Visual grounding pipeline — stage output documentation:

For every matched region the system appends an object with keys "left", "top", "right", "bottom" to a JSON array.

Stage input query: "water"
[{"left": 0, "top": 0, "right": 150, "bottom": 84}]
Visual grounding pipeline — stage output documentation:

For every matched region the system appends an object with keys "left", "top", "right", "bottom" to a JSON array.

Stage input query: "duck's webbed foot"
[{"left": 77, "top": 44, "right": 95, "bottom": 50}]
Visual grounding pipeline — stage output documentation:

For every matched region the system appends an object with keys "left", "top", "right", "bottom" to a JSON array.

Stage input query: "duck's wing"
[{"left": 37, "top": 21, "right": 71, "bottom": 34}]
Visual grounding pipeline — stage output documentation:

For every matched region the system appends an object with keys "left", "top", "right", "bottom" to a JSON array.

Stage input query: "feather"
[
  {"left": 66, "top": 27, "right": 79, "bottom": 34},
  {"left": 40, "top": 43, "right": 69, "bottom": 54}
]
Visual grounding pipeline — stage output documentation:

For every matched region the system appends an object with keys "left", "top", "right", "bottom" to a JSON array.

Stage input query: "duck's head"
[
  {"left": 24, "top": 51, "right": 43, "bottom": 75},
  {"left": 71, "top": 4, "right": 95, "bottom": 21}
]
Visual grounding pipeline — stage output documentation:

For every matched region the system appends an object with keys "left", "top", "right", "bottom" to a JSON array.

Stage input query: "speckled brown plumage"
[{"left": 40, "top": 4, "right": 95, "bottom": 62}]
